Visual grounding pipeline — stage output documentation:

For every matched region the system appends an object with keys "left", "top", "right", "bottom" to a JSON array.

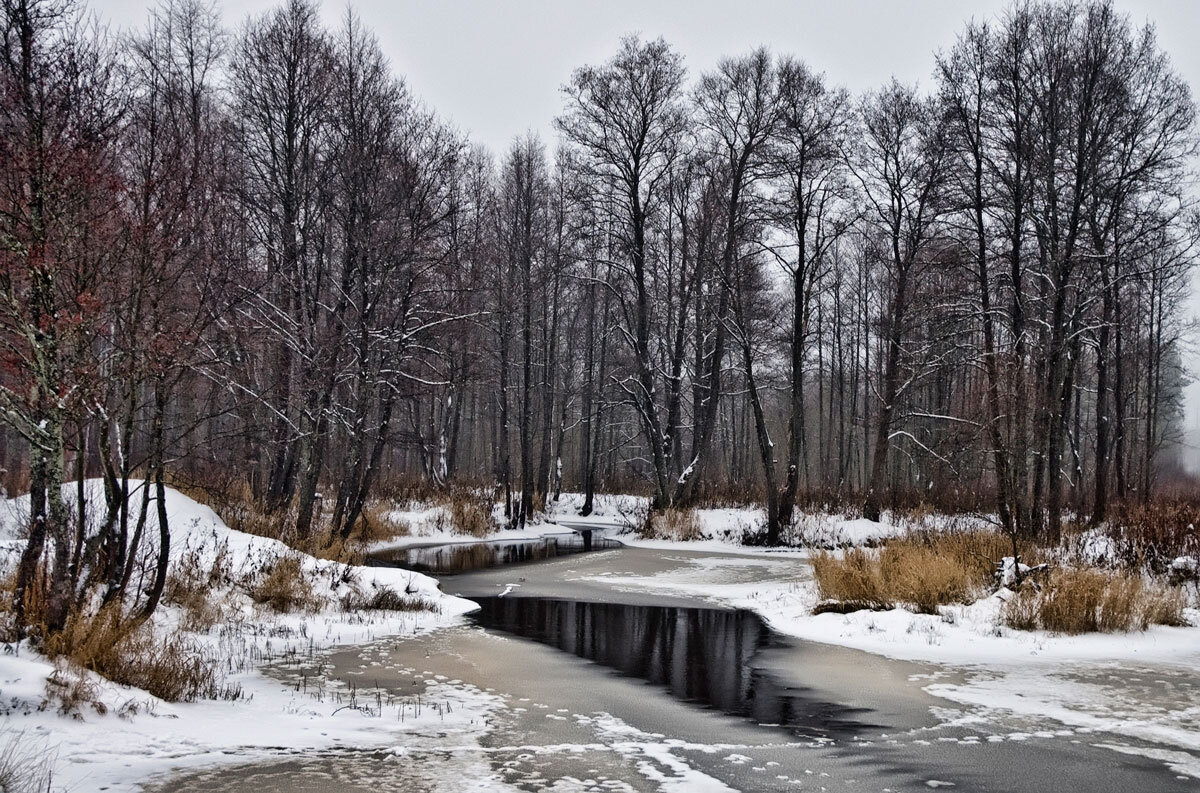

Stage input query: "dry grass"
[
  {"left": 0, "top": 728, "right": 55, "bottom": 792},
  {"left": 373, "top": 474, "right": 454, "bottom": 507},
  {"left": 1004, "top": 569, "right": 1188, "bottom": 634},
  {"left": 43, "top": 662, "right": 103, "bottom": 717},
  {"left": 43, "top": 606, "right": 232, "bottom": 703},
  {"left": 1105, "top": 500, "right": 1200, "bottom": 572},
  {"left": 811, "top": 548, "right": 891, "bottom": 610},
  {"left": 443, "top": 489, "right": 494, "bottom": 537},
  {"left": 640, "top": 508, "right": 703, "bottom": 541},
  {"left": 171, "top": 478, "right": 294, "bottom": 541},
  {"left": 165, "top": 546, "right": 234, "bottom": 632},
  {"left": 296, "top": 533, "right": 365, "bottom": 566},
  {"left": 813, "top": 531, "right": 1033, "bottom": 614},
  {"left": 1144, "top": 585, "right": 1190, "bottom": 627},
  {"left": 341, "top": 585, "right": 434, "bottom": 612},
  {"left": 359, "top": 502, "right": 411, "bottom": 543},
  {"left": 249, "top": 554, "right": 322, "bottom": 613}
]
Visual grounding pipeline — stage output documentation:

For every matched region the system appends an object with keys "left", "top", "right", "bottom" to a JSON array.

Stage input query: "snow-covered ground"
[
  {"left": 0, "top": 484, "right": 498, "bottom": 792},
  {"left": 368, "top": 492, "right": 642, "bottom": 553},
  {"left": 548, "top": 492, "right": 991, "bottom": 547}
]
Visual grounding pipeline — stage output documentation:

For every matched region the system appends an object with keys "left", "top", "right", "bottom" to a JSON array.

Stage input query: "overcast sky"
[
  {"left": 90, "top": 0, "right": 1200, "bottom": 461},
  {"left": 90, "top": 0, "right": 1200, "bottom": 157}
]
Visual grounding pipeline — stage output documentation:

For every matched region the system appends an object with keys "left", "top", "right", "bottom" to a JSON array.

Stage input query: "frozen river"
[{"left": 152, "top": 536, "right": 1199, "bottom": 792}]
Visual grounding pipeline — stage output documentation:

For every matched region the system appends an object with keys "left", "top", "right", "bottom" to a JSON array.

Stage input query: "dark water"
[
  {"left": 368, "top": 533, "right": 621, "bottom": 575},
  {"left": 471, "top": 596, "right": 882, "bottom": 739}
]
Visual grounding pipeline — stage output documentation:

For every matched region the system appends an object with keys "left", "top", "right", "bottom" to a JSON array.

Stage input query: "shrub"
[
  {"left": 1004, "top": 568, "right": 1189, "bottom": 634},
  {"left": 641, "top": 508, "right": 703, "bottom": 541},
  {"left": 43, "top": 606, "right": 231, "bottom": 703},
  {"left": 249, "top": 554, "right": 322, "bottom": 613},
  {"left": 1105, "top": 500, "right": 1200, "bottom": 571},
  {"left": 374, "top": 474, "right": 454, "bottom": 508}
]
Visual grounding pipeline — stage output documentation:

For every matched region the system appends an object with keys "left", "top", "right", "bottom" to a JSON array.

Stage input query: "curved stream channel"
[{"left": 153, "top": 529, "right": 1197, "bottom": 793}]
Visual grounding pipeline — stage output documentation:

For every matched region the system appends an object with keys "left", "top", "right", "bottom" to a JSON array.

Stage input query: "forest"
[{"left": 1, "top": 0, "right": 1197, "bottom": 632}]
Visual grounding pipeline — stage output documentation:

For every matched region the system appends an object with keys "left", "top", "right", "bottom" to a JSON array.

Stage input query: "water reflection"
[
  {"left": 472, "top": 596, "right": 881, "bottom": 739},
  {"left": 368, "top": 533, "right": 621, "bottom": 575}
]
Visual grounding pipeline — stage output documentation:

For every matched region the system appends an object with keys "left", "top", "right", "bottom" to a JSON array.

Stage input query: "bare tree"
[
  {"left": 850, "top": 81, "right": 949, "bottom": 522},
  {"left": 557, "top": 35, "right": 688, "bottom": 510}
]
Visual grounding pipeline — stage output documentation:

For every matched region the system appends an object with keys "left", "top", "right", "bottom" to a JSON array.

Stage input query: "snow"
[
  {"left": 572, "top": 526, "right": 1200, "bottom": 780},
  {"left": 545, "top": 492, "right": 650, "bottom": 528},
  {"left": 369, "top": 492, "right": 642, "bottom": 552},
  {"left": 924, "top": 668, "right": 1200, "bottom": 758},
  {"left": 6, "top": 646, "right": 501, "bottom": 791},
  {"left": 3, "top": 486, "right": 1199, "bottom": 787},
  {"left": 0, "top": 482, "right": 497, "bottom": 792},
  {"left": 582, "top": 713, "right": 742, "bottom": 793}
]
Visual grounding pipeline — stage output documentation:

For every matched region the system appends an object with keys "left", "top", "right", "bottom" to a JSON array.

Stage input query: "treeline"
[{"left": 1, "top": 0, "right": 1197, "bottom": 627}]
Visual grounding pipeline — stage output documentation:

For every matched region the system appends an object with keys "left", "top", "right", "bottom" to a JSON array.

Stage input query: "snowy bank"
[
  {"left": 575, "top": 532, "right": 1200, "bottom": 778},
  {"left": 0, "top": 483, "right": 497, "bottom": 792}
]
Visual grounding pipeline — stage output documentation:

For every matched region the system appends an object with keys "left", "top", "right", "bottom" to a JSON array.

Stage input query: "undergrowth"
[
  {"left": 0, "top": 728, "right": 55, "bottom": 792},
  {"left": 249, "top": 554, "right": 323, "bottom": 613},
  {"left": 812, "top": 531, "right": 1038, "bottom": 614},
  {"left": 640, "top": 508, "right": 703, "bottom": 541},
  {"left": 1004, "top": 569, "right": 1187, "bottom": 634},
  {"left": 43, "top": 606, "right": 239, "bottom": 704},
  {"left": 165, "top": 546, "right": 234, "bottom": 632}
]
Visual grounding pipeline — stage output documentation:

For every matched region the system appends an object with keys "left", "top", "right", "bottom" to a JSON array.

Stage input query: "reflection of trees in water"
[
  {"left": 375, "top": 536, "right": 620, "bottom": 574},
  {"left": 474, "top": 598, "right": 879, "bottom": 737},
  {"left": 475, "top": 599, "right": 765, "bottom": 716}
]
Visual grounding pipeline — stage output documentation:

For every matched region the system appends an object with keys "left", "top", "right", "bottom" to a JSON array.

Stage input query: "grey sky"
[
  {"left": 90, "top": 0, "right": 1200, "bottom": 155},
  {"left": 91, "top": 0, "right": 1200, "bottom": 463}
]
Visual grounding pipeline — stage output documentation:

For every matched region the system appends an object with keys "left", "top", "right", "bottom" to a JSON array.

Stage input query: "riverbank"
[
  {"left": 575, "top": 534, "right": 1200, "bottom": 779},
  {"left": 0, "top": 485, "right": 499, "bottom": 792}
]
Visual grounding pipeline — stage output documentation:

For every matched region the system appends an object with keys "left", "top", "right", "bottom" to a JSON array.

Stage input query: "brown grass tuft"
[
  {"left": 640, "top": 508, "right": 703, "bottom": 541},
  {"left": 811, "top": 548, "right": 891, "bottom": 610},
  {"left": 297, "top": 533, "right": 365, "bottom": 566},
  {"left": 444, "top": 489, "right": 494, "bottom": 537},
  {"left": 1004, "top": 568, "right": 1189, "bottom": 634},
  {"left": 358, "top": 503, "right": 411, "bottom": 544},
  {"left": 341, "top": 586, "right": 434, "bottom": 612},
  {"left": 249, "top": 554, "right": 322, "bottom": 613},
  {"left": 0, "top": 728, "right": 55, "bottom": 791},
  {"left": 813, "top": 531, "right": 1033, "bottom": 614},
  {"left": 43, "top": 606, "right": 233, "bottom": 703}
]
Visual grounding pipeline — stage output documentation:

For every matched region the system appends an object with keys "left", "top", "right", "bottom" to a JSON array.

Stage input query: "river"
[{"left": 151, "top": 533, "right": 1197, "bottom": 792}]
